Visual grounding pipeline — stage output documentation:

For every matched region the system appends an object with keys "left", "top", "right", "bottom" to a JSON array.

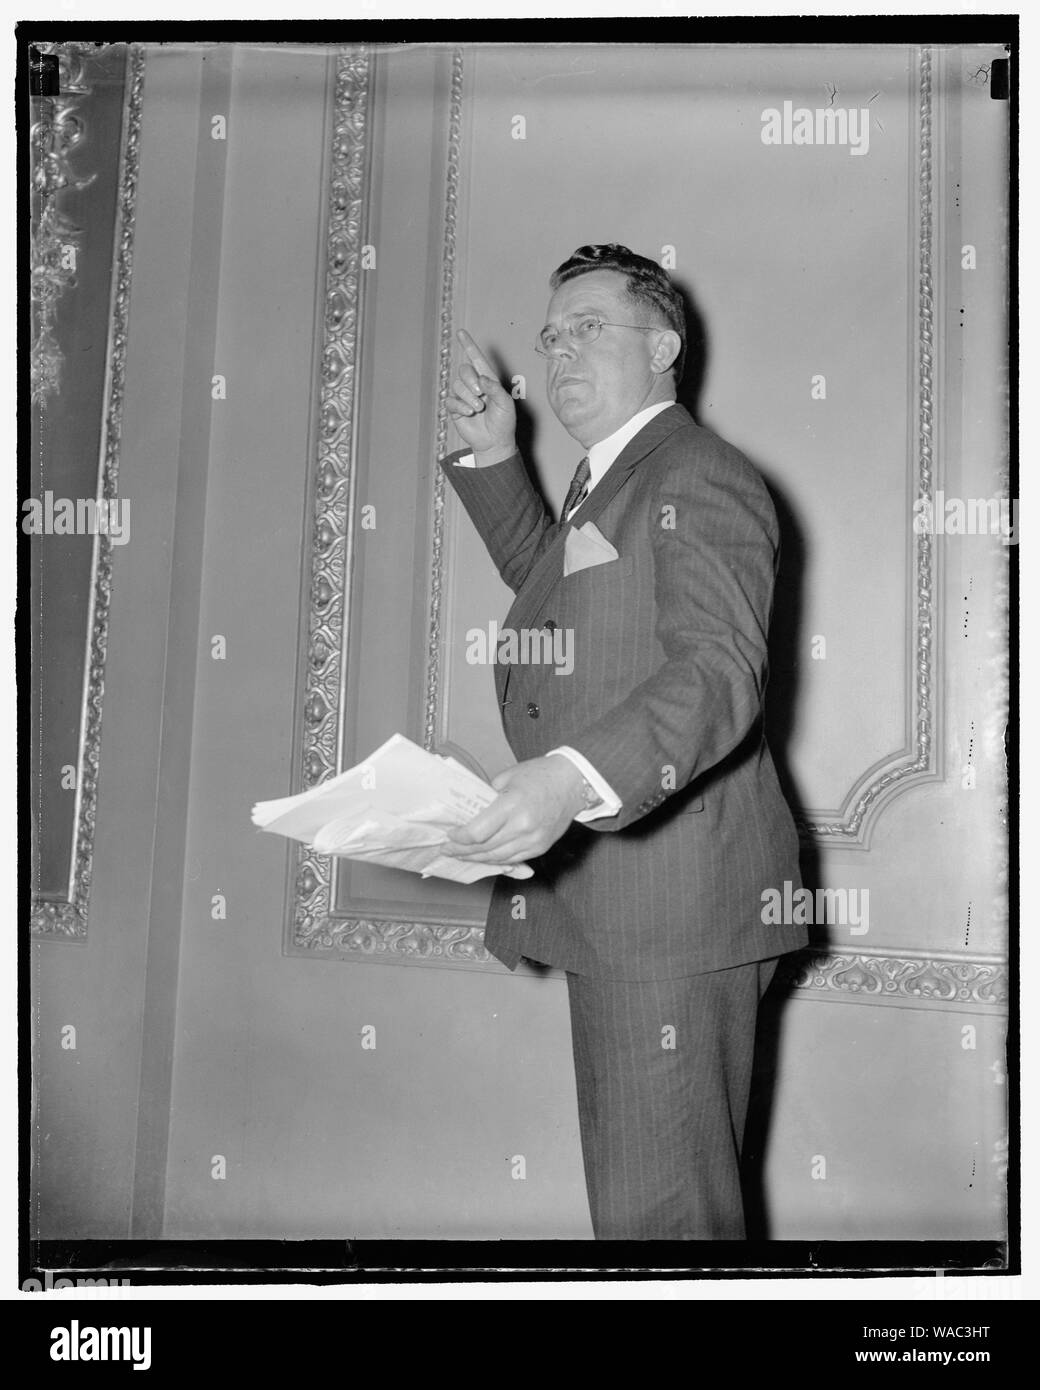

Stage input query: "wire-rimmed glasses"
[{"left": 535, "top": 315, "right": 658, "bottom": 358}]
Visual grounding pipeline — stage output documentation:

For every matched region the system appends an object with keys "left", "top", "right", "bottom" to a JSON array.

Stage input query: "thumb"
[{"left": 490, "top": 769, "right": 514, "bottom": 792}]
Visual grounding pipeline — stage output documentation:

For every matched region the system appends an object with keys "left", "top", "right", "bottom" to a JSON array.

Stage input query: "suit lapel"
[
  {"left": 507, "top": 403, "right": 692, "bottom": 631},
  {"left": 495, "top": 404, "right": 692, "bottom": 709},
  {"left": 568, "top": 402, "right": 691, "bottom": 531}
]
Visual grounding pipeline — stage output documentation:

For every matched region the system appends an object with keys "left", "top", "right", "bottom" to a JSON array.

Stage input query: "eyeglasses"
[{"left": 535, "top": 315, "right": 659, "bottom": 358}]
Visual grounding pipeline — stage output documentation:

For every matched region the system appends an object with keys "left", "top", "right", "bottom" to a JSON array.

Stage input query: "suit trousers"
[{"left": 565, "top": 955, "right": 779, "bottom": 1240}]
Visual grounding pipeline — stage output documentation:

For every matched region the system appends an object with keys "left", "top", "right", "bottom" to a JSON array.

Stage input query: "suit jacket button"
[{"left": 526, "top": 702, "right": 540, "bottom": 718}]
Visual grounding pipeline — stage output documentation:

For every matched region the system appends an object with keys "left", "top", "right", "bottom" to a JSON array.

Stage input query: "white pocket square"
[{"left": 564, "top": 521, "right": 621, "bottom": 577}]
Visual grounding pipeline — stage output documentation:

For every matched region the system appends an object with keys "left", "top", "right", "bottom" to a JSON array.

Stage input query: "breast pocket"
[
  {"left": 562, "top": 553, "right": 635, "bottom": 583},
  {"left": 553, "top": 552, "right": 639, "bottom": 641}
]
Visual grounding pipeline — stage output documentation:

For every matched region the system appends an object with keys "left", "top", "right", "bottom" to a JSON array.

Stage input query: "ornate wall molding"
[
  {"left": 799, "top": 45, "right": 940, "bottom": 846},
  {"left": 423, "top": 47, "right": 465, "bottom": 754},
  {"left": 32, "top": 45, "right": 145, "bottom": 941},
  {"left": 288, "top": 914, "right": 1009, "bottom": 1013},
  {"left": 776, "top": 945, "right": 1008, "bottom": 1013},
  {"left": 291, "top": 47, "right": 372, "bottom": 953},
  {"left": 291, "top": 46, "right": 473, "bottom": 961},
  {"left": 293, "top": 914, "right": 491, "bottom": 969}
]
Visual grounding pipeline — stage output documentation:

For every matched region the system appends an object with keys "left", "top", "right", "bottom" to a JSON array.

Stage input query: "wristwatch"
[{"left": 579, "top": 777, "right": 603, "bottom": 812}]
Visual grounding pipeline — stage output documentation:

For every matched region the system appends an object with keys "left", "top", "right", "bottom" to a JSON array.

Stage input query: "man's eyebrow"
[{"left": 540, "top": 305, "right": 608, "bottom": 329}]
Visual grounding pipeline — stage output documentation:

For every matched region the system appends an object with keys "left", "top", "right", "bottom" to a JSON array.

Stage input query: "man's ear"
[{"left": 650, "top": 330, "right": 681, "bottom": 375}]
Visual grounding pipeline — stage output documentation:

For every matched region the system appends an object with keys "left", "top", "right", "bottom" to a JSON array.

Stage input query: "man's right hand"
[{"left": 446, "top": 329, "right": 517, "bottom": 466}]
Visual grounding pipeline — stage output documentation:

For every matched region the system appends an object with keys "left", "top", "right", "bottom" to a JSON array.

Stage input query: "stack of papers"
[{"left": 251, "top": 733, "right": 532, "bottom": 884}]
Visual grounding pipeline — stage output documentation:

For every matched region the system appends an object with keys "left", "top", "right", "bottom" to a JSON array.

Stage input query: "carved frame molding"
[
  {"left": 799, "top": 46, "right": 941, "bottom": 846},
  {"left": 31, "top": 44, "right": 146, "bottom": 942},
  {"left": 290, "top": 47, "right": 373, "bottom": 950},
  {"left": 776, "top": 946, "right": 1008, "bottom": 1014},
  {"left": 287, "top": 46, "right": 1005, "bottom": 1005}
]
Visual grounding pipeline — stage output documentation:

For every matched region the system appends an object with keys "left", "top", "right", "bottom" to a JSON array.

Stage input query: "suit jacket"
[{"left": 441, "top": 402, "right": 807, "bottom": 980}]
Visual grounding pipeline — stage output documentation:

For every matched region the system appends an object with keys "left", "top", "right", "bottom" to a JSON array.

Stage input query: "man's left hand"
[{"left": 444, "top": 756, "right": 587, "bottom": 865}]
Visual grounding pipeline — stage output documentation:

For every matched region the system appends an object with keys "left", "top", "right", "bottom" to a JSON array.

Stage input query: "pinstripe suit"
[{"left": 442, "top": 402, "right": 806, "bottom": 1235}]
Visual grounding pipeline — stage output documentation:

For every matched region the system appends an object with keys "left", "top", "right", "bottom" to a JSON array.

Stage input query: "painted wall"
[{"left": 32, "top": 42, "right": 1008, "bottom": 1241}]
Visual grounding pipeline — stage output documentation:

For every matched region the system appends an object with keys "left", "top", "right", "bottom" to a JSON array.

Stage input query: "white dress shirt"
[
  {"left": 455, "top": 399, "right": 675, "bottom": 820},
  {"left": 561, "top": 399, "right": 674, "bottom": 517}
]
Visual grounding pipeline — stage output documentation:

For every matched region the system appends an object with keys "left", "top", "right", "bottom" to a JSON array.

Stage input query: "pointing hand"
[{"left": 445, "top": 329, "right": 517, "bottom": 464}]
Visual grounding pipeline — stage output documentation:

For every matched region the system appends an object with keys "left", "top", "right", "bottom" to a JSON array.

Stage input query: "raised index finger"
[{"left": 456, "top": 328, "right": 495, "bottom": 379}]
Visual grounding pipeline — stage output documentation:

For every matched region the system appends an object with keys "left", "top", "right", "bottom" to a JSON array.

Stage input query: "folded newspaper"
[{"left": 250, "top": 733, "right": 533, "bottom": 884}]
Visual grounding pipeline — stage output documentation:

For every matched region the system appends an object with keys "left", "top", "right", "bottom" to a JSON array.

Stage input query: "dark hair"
[{"left": 549, "top": 243, "right": 687, "bottom": 383}]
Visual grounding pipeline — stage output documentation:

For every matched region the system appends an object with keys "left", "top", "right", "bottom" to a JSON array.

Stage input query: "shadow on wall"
[{"left": 673, "top": 272, "right": 821, "bottom": 1237}]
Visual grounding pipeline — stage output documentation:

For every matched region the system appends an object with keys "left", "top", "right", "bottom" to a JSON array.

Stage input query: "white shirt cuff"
[
  {"left": 546, "top": 747, "right": 622, "bottom": 822},
  {"left": 454, "top": 453, "right": 476, "bottom": 467}
]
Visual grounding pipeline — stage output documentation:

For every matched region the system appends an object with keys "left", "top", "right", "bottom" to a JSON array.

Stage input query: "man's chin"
[{"left": 549, "top": 396, "right": 592, "bottom": 434}]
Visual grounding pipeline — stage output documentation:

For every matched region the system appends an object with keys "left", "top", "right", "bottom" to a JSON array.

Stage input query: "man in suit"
[{"left": 441, "top": 244, "right": 807, "bottom": 1239}]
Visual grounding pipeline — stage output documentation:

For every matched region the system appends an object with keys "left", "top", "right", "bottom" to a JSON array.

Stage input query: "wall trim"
[
  {"left": 291, "top": 46, "right": 372, "bottom": 953},
  {"left": 32, "top": 44, "right": 145, "bottom": 942},
  {"left": 289, "top": 919, "right": 1009, "bottom": 1013},
  {"left": 423, "top": 46, "right": 465, "bottom": 754},
  {"left": 800, "top": 45, "right": 941, "bottom": 846},
  {"left": 776, "top": 945, "right": 1008, "bottom": 1013}
]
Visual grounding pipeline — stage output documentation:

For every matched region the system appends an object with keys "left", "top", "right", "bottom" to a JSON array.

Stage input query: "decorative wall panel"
[{"left": 287, "top": 44, "right": 1007, "bottom": 1009}]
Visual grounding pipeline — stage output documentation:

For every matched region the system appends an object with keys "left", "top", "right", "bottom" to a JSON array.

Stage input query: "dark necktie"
[{"left": 562, "top": 456, "right": 591, "bottom": 519}]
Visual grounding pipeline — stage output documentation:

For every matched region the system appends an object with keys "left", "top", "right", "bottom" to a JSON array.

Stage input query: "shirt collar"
[{"left": 585, "top": 400, "right": 676, "bottom": 490}]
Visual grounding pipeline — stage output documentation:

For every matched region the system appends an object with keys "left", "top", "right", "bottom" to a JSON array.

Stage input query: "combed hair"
[{"left": 549, "top": 243, "right": 687, "bottom": 383}]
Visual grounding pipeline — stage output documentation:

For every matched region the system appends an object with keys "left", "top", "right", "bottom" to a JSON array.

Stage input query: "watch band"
[{"left": 579, "top": 777, "right": 603, "bottom": 811}]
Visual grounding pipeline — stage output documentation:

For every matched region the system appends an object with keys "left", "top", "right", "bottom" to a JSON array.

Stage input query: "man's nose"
[{"left": 549, "top": 337, "right": 579, "bottom": 362}]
